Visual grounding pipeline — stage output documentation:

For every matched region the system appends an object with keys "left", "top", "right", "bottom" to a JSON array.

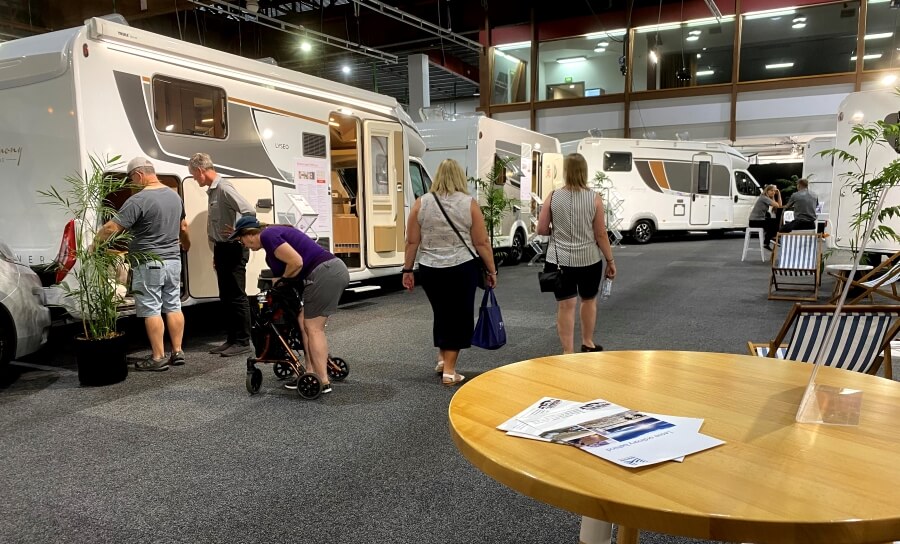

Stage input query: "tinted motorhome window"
[
  {"left": 735, "top": 172, "right": 760, "bottom": 196},
  {"left": 152, "top": 76, "right": 227, "bottom": 139},
  {"left": 604, "top": 152, "right": 632, "bottom": 172},
  {"left": 410, "top": 163, "right": 427, "bottom": 198}
]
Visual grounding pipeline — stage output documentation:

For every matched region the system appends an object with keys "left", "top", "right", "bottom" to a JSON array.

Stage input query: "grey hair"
[
  {"left": 134, "top": 165, "right": 155, "bottom": 175},
  {"left": 188, "top": 152, "right": 215, "bottom": 171}
]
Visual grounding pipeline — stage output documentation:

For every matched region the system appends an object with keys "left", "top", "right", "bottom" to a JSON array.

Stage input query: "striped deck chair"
[
  {"left": 746, "top": 304, "right": 900, "bottom": 379},
  {"left": 846, "top": 251, "right": 900, "bottom": 305},
  {"left": 768, "top": 232, "right": 822, "bottom": 301}
]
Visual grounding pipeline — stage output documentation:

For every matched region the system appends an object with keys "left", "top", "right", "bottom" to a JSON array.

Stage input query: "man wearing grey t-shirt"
[
  {"left": 780, "top": 178, "right": 819, "bottom": 233},
  {"left": 94, "top": 157, "right": 191, "bottom": 371},
  {"left": 189, "top": 153, "right": 256, "bottom": 357}
]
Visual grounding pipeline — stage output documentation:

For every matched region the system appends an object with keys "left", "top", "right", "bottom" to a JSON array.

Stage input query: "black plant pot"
[{"left": 75, "top": 333, "right": 128, "bottom": 387}]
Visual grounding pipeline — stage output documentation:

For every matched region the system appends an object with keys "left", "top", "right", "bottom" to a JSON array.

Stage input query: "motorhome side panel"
[
  {"left": 0, "top": 37, "right": 82, "bottom": 267},
  {"left": 802, "top": 136, "right": 835, "bottom": 214}
]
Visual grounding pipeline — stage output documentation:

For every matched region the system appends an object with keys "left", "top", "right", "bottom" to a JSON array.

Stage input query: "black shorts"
[{"left": 545, "top": 260, "right": 605, "bottom": 301}]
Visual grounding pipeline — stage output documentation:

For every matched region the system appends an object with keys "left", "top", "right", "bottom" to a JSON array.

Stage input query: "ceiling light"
[
  {"left": 636, "top": 23, "right": 682, "bottom": 33},
  {"left": 473, "top": 92, "right": 480, "bottom": 96},
  {"left": 165, "top": 124, "right": 175, "bottom": 131},
  {"left": 597, "top": 41, "right": 610, "bottom": 47},
  {"left": 696, "top": 70, "right": 715, "bottom": 76},
  {"left": 765, "top": 62, "right": 794, "bottom": 69},
  {"left": 744, "top": 8, "right": 797, "bottom": 20},
  {"left": 865, "top": 32, "right": 894, "bottom": 40},
  {"left": 689, "top": 30, "right": 702, "bottom": 36},
  {"left": 686, "top": 36, "right": 700, "bottom": 41},
  {"left": 686, "top": 15, "right": 735, "bottom": 27},
  {"left": 300, "top": 41, "right": 312, "bottom": 52},
  {"left": 556, "top": 56, "right": 586, "bottom": 64},
  {"left": 594, "top": 47, "right": 606, "bottom": 53},
  {"left": 584, "top": 29, "right": 627, "bottom": 40},
  {"left": 792, "top": 16, "right": 806, "bottom": 23},
  {"left": 850, "top": 53, "right": 883, "bottom": 60},
  {"left": 341, "top": 65, "right": 351, "bottom": 74},
  {"left": 496, "top": 41, "right": 531, "bottom": 51},
  {"left": 883, "top": 74, "right": 898, "bottom": 85},
  {"left": 792, "top": 23, "right": 806, "bottom": 29},
  {"left": 696, "top": 53, "right": 702, "bottom": 58},
  {"left": 201, "top": 118, "right": 213, "bottom": 123}
]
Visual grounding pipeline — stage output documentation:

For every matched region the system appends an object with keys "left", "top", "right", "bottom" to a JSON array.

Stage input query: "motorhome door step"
[{"left": 346, "top": 285, "right": 381, "bottom": 294}]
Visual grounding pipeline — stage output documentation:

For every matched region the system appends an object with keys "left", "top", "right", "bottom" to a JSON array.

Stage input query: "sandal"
[
  {"left": 442, "top": 372, "right": 465, "bottom": 386},
  {"left": 434, "top": 361, "right": 444, "bottom": 374}
]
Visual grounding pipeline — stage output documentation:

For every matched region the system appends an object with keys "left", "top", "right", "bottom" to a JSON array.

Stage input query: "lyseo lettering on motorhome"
[{"left": 0, "top": 146, "right": 23, "bottom": 166}]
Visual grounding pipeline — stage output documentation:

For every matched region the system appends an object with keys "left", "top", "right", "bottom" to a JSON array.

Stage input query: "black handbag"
[
  {"left": 537, "top": 190, "right": 568, "bottom": 293},
  {"left": 432, "top": 193, "right": 490, "bottom": 289}
]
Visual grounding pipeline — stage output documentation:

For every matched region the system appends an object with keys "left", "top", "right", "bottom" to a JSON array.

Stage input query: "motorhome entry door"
[
  {"left": 183, "top": 177, "right": 274, "bottom": 299},
  {"left": 362, "top": 121, "right": 406, "bottom": 268},
  {"left": 690, "top": 153, "right": 712, "bottom": 225}
]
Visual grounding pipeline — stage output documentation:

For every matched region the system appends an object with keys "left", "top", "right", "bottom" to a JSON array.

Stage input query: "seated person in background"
[
  {"left": 780, "top": 178, "right": 818, "bottom": 233},
  {"left": 749, "top": 184, "right": 782, "bottom": 250}
]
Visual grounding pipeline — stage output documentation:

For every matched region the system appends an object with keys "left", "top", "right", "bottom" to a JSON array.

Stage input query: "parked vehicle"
[
  {"left": 0, "top": 15, "right": 427, "bottom": 315},
  {"left": 802, "top": 136, "right": 835, "bottom": 214},
  {"left": 0, "top": 242, "right": 50, "bottom": 366},
  {"left": 417, "top": 112, "right": 561, "bottom": 262},
  {"left": 830, "top": 90, "right": 900, "bottom": 253},
  {"left": 576, "top": 137, "right": 761, "bottom": 243}
]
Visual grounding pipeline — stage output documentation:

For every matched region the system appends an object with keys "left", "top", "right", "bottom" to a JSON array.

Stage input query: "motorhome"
[
  {"left": 576, "top": 137, "right": 761, "bottom": 243},
  {"left": 831, "top": 90, "right": 900, "bottom": 253},
  {"left": 802, "top": 136, "right": 835, "bottom": 214},
  {"left": 0, "top": 16, "right": 429, "bottom": 313},
  {"left": 416, "top": 113, "right": 561, "bottom": 263}
]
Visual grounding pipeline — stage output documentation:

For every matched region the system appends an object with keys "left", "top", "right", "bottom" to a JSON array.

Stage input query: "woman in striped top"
[{"left": 536, "top": 153, "right": 617, "bottom": 354}]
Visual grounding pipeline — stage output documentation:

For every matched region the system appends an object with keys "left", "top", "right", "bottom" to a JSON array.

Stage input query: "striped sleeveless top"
[{"left": 546, "top": 188, "right": 601, "bottom": 267}]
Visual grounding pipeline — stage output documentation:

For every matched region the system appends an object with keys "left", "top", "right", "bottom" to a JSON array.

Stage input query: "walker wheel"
[
  {"left": 273, "top": 362, "right": 294, "bottom": 380},
  {"left": 327, "top": 356, "right": 350, "bottom": 382},
  {"left": 246, "top": 368, "right": 262, "bottom": 395},
  {"left": 295, "top": 372, "right": 322, "bottom": 400}
]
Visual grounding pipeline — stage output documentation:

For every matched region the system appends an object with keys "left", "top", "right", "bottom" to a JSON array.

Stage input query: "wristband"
[
  {"left": 402, "top": 268, "right": 414, "bottom": 273},
  {"left": 487, "top": 271, "right": 498, "bottom": 276}
]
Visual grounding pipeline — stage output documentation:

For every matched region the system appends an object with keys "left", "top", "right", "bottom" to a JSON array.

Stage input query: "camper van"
[
  {"left": 831, "top": 90, "right": 900, "bottom": 253},
  {"left": 416, "top": 114, "right": 561, "bottom": 263},
  {"left": 0, "top": 16, "right": 429, "bottom": 313},
  {"left": 576, "top": 137, "right": 761, "bottom": 243},
  {"left": 802, "top": 136, "right": 835, "bottom": 214}
]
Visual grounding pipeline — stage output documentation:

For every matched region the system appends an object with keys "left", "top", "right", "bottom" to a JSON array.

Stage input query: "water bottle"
[{"left": 599, "top": 278, "right": 613, "bottom": 302}]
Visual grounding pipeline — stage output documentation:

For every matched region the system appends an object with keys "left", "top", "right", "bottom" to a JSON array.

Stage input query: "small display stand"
[{"left": 286, "top": 193, "right": 319, "bottom": 240}]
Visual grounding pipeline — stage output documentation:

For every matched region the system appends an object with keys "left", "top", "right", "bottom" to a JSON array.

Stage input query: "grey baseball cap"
[{"left": 126, "top": 156, "right": 154, "bottom": 175}]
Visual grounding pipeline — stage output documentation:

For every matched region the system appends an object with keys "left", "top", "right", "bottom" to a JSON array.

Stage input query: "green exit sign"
[{"left": 564, "top": 76, "right": 573, "bottom": 83}]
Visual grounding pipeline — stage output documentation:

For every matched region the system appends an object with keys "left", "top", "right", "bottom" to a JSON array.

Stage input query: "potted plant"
[
  {"left": 470, "top": 156, "right": 521, "bottom": 264},
  {"left": 38, "top": 155, "right": 148, "bottom": 386}
]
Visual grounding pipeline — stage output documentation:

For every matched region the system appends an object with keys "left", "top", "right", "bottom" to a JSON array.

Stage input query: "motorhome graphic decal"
[
  {"left": 114, "top": 71, "right": 292, "bottom": 187},
  {"left": 635, "top": 159, "right": 730, "bottom": 196}
]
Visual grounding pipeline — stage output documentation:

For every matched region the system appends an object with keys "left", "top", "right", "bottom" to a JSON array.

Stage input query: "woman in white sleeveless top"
[
  {"left": 536, "top": 153, "right": 617, "bottom": 354},
  {"left": 402, "top": 159, "right": 498, "bottom": 386}
]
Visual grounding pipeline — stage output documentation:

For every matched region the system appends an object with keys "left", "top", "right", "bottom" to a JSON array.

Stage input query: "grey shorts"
[
  {"left": 303, "top": 258, "right": 349, "bottom": 318},
  {"left": 132, "top": 259, "right": 182, "bottom": 318}
]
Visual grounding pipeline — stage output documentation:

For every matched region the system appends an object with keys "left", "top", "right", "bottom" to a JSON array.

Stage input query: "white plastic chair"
[{"left": 741, "top": 227, "right": 765, "bottom": 262}]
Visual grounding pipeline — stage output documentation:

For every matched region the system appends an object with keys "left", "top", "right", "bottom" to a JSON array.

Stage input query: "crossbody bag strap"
[
  {"left": 431, "top": 193, "right": 479, "bottom": 262},
  {"left": 547, "top": 190, "right": 561, "bottom": 271}
]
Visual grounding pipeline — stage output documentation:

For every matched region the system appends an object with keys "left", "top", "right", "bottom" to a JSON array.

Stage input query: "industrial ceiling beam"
[
  {"left": 349, "top": 0, "right": 483, "bottom": 54},
  {"left": 188, "top": 0, "right": 398, "bottom": 63},
  {"left": 424, "top": 49, "right": 478, "bottom": 84}
]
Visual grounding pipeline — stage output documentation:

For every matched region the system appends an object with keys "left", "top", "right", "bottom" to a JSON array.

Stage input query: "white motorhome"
[
  {"left": 0, "top": 16, "right": 429, "bottom": 312},
  {"left": 576, "top": 137, "right": 761, "bottom": 243},
  {"left": 802, "top": 136, "right": 835, "bottom": 214},
  {"left": 831, "top": 90, "right": 900, "bottom": 253},
  {"left": 416, "top": 113, "right": 561, "bottom": 263}
]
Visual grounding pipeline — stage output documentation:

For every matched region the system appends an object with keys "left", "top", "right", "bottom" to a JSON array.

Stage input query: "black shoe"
[
  {"left": 135, "top": 355, "right": 170, "bottom": 372},
  {"left": 208, "top": 341, "right": 232, "bottom": 354},
  {"left": 169, "top": 350, "right": 185, "bottom": 366},
  {"left": 581, "top": 344, "right": 604, "bottom": 352},
  {"left": 321, "top": 383, "right": 333, "bottom": 394},
  {"left": 220, "top": 344, "right": 251, "bottom": 357}
]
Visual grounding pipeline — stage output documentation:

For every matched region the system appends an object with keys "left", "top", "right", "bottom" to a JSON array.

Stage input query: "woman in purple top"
[{"left": 231, "top": 216, "right": 349, "bottom": 394}]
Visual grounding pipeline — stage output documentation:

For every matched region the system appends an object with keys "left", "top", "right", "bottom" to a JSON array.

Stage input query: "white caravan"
[
  {"left": 416, "top": 114, "right": 561, "bottom": 263},
  {"left": 802, "top": 136, "right": 835, "bottom": 214},
  {"left": 831, "top": 90, "right": 900, "bottom": 252},
  {"left": 0, "top": 16, "right": 428, "bottom": 313},
  {"left": 576, "top": 137, "right": 761, "bottom": 243}
]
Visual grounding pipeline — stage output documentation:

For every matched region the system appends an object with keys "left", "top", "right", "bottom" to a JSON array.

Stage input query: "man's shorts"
[
  {"left": 132, "top": 259, "right": 182, "bottom": 318},
  {"left": 303, "top": 258, "right": 350, "bottom": 318}
]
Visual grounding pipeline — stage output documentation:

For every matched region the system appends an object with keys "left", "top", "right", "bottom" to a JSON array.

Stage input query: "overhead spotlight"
[
  {"left": 246, "top": 0, "right": 259, "bottom": 13},
  {"left": 300, "top": 41, "right": 312, "bottom": 52},
  {"left": 341, "top": 65, "right": 351, "bottom": 74},
  {"left": 676, "top": 67, "right": 691, "bottom": 81}
]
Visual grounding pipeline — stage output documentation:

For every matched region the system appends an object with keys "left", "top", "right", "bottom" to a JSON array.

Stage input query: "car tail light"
[{"left": 55, "top": 219, "right": 77, "bottom": 283}]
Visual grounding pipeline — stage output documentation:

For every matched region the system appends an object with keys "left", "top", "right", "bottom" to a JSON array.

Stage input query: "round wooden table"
[{"left": 449, "top": 351, "right": 900, "bottom": 544}]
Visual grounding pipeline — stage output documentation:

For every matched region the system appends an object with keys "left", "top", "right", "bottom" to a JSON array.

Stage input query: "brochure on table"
[{"left": 499, "top": 397, "right": 725, "bottom": 468}]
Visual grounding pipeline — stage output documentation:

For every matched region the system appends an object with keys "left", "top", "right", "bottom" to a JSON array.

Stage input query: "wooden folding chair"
[
  {"left": 747, "top": 304, "right": 900, "bottom": 379},
  {"left": 846, "top": 251, "right": 900, "bottom": 305},
  {"left": 768, "top": 232, "right": 822, "bottom": 301}
]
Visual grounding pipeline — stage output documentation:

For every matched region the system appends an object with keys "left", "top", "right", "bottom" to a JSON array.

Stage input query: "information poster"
[
  {"left": 293, "top": 158, "right": 332, "bottom": 237},
  {"left": 520, "top": 143, "right": 532, "bottom": 203}
]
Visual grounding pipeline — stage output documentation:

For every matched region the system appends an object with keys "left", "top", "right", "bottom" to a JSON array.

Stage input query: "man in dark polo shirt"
[{"left": 189, "top": 153, "right": 256, "bottom": 357}]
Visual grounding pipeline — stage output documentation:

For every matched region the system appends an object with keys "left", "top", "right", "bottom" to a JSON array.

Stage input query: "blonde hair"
[
  {"left": 764, "top": 184, "right": 777, "bottom": 193},
  {"left": 564, "top": 153, "right": 589, "bottom": 190},
  {"left": 430, "top": 159, "right": 469, "bottom": 195}
]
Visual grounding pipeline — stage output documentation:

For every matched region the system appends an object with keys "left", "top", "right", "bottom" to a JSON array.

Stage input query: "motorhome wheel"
[
  {"left": 504, "top": 230, "right": 526, "bottom": 266},
  {"left": 632, "top": 220, "right": 654, "bottom": 244}
]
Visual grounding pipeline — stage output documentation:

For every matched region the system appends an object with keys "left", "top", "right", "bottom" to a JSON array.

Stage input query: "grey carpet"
[{"left": 0, "top": 232, "right": 891, "bottom": 544}]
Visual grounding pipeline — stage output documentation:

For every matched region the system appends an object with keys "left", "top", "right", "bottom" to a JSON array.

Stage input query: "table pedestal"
[{"left": 578, "top": 517, "right": 611, "bottom": 544}]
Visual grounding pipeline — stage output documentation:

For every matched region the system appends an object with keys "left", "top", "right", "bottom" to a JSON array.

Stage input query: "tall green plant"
[
  {"left": 470, "top": 156, "right": 520, "bottom": 249},
  {"left": 38, "top": 155, "right": 149, "bottom": 340}
]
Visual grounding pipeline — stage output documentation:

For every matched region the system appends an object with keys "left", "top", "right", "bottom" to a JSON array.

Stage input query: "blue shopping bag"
[{"left": 472, "top": 288, "right": 507, "bottom": 350}]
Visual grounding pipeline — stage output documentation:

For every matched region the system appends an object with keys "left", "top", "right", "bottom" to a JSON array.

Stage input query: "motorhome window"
[
  {"left": 410, "top": 163, "right": 430, "bottom": 198},
  {"left": 696, "top": 162, "right": 711, "bottom": 194},
  {"left": 152, "top": 76, "right": 226, "bottom": 139},
  {"left": 604, "top": 152, "right": 632, "bottom": 172},
  {"left": 372, "top": 136, "right": 389, "bottom": 196},
  {"left": 303, "top": 132, "right": 327, "bottom": 158},
  {"left": 495, "top": 150, "right": 523, "bottom": 188},
  {"left": 735, "top": 171, "right": 760, "bottom": 196}
]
